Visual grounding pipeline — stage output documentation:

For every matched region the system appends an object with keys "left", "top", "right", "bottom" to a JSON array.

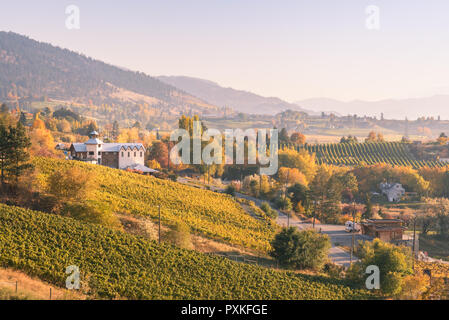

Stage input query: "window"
[
  {"left": 140, "top": 152, "right": 143, "bottom": 157},
  {"left": 128, "top": 152, "right": 130, "bottom": 157},
  {"left": 89, "top": 151, "right": 94, "bottom": 156},
  {"left": 134, "top": 152, "right": 136, "bottom": 157},
  {"left": 121, "top": 152, "right": 124, "bottom": 157},
  {"left": 98, "top": 151, "right": 101, "bottom": 155}
]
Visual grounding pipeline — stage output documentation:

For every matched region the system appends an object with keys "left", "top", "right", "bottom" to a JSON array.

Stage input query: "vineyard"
[
  {"left": 33, "top": 157, "right": 277, "bottom": 252},
  {"left": 281, "top": 142, "right": 447, "bottom": 169},
  {"left": 0, "top": 204, "right": 374, "bottom": 299}
]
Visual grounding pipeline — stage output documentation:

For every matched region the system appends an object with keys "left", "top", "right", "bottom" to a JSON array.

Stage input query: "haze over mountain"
[
  {"left": 295, "top": 96, "right": 449, "bottom": 120},
  {"left": 158, "top": 76, "right": 317, "bottom": 116},
  {"left": 0, "top": 31, "right": 219, "bottom": 119}
]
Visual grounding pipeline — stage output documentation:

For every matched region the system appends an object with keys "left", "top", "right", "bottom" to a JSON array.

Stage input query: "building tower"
[{"left": 85, "top": 131, "right": 103, "bottom": 164}]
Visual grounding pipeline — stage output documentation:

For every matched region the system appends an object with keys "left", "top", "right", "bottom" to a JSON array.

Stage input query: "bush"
[
  {"left": 62, "top": 201, "right": 122, "bottom": 230},
  {"left": 260, "top": 202, "right": 278, "bottom": 219},
  {"left": 225, "top": 185, "right": 236, "bottom": 196},
  {"left": 275, "top": 196, "right": 292, "bottom": 212},
  {"left": 270, "top": 228, "right": 331, "bottom": 270},
  {"left": 163, "top": 220, "right": 193, "bottom": 250}
]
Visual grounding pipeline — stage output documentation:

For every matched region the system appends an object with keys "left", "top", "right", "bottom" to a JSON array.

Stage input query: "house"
[
  {"left": 361, "top": 219, "right": 406, "bottom": 242},
  {"left": 380, "top": 182, "right": 405, "bottom": 202},
  {"left": 69, "top": 131, "right": 148, "bottom": 170}
]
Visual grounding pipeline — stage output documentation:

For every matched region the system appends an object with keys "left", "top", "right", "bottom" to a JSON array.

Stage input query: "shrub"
[
  {"left": 225, "top": 185, "right": 236, "bottom": 196},
  {"left": 163, "top": 220, "right": 193, "bottom": 250},
  {"left": 275, "top": 196, "right": 292, "bottom": 212},
  {"left": 62, "top": 201, "right": 122, "bottom": 230},
  {"left": 270, "top": 228, "right": 331, "bottom": 270},
  {"left": 260, "top": 202, "right": 278, "bottom": 219}
]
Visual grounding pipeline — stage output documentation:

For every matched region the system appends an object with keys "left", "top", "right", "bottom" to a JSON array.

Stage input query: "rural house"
[
  {"left": 380, "top": 182, "right": 405, "bottom": 202},
  {"left": 69, "top": 131, "right": 148, "bottom": 170}
]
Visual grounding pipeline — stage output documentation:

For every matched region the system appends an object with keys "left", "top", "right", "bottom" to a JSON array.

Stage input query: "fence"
[{"left": 0, "top": 280, "right": 54, "bottom": 300}]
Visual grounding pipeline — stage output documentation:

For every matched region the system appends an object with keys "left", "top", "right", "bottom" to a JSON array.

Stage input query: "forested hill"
[{"left": 0, "top": 32, "right": 219, "bottom": 117}]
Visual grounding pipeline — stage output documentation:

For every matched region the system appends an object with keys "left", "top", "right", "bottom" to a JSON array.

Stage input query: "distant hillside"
[
  {"left": 295, "top": 96, "right": 449, "bottom": 120},
  {"left": 158, "top": 75, "right": 317, "bottom": 115},
  {"left": 0, "top": 32, "right": 219, "bottom": 122}
]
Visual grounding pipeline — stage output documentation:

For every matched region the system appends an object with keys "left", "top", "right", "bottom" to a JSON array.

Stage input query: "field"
[
  {"left": 0, "top": 204, "right": 373, "bottom": 300},
  {"left": 33, "top": 157, "right": 277, "bottom": 252},
  {"left": 282, "top": 142, "right": 446, "bottom": 169}
]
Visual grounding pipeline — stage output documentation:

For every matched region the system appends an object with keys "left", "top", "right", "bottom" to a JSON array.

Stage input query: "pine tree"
[{"left": 3, "top": 122, "right": 33, "bottom": 185}]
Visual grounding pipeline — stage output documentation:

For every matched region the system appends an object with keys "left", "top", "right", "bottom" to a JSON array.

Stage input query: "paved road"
[{"left": 177, "top": 178, "right": 370, "bottom": 268}]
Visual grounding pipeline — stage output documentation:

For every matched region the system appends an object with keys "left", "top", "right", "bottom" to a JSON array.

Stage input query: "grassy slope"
[
  {"left": 0, "top": 203, "right": 373, "bottom": 299},
  {"left": 33, "top": 157, "right": 276, "bottom": 252}
]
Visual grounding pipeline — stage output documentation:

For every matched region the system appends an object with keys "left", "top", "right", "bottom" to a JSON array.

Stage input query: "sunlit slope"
[
  {"left": 34, "top": 157, "right": 276, "bottom": 252},
  {"left": 0, "top": 204, "right": 373, "bottom": 299}
]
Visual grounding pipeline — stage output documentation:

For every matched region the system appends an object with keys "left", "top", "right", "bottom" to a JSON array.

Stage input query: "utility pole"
[
  {"left": 350, "top": 202, "right": 356, "bottom": 266},
  {"left": 412, "top": 216, "right": 417, "bottom": 271},
  {"left": 158, "top": 205, "right": 161, "bottom": 244}
]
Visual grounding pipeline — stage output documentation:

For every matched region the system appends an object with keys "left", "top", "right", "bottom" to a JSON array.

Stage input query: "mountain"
[
  {"left": 158, "top": 75, "right": 317, "bottom": 116},
  {"left": 0, "top": 31, "right": 220, "bottom": 123},
  {"left": 295, "top": 96, "right": 449, "bottom": 120}
]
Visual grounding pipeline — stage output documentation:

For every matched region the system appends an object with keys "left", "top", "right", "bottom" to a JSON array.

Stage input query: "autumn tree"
[
  {"left": 46, "top": 166, "right": 96, "bottom": 202},
  {"left": 148, "top": 141, "right": 169, "bottom": 168},
  {"left": 290, "top": 132, "right": 306, "bottom": 145}
]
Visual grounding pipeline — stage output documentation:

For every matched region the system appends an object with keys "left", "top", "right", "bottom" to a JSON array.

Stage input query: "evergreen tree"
[
  {"left": 363, "top": 193, "right": 373, "bottom": 219},
  {"left": 1, "top": 122, "right": 33, "bottom": 185}
]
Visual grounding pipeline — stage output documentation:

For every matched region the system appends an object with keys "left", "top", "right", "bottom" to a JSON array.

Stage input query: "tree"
[
  {"left": 279, "top": 128, "right": 289, "bottom": 144},
  {"left": 7, "top": 122, "right": 32, "bottom": 184},
  {"left": 288, "top": 183, "right": 310, "bottom": 214},
  {"left": 0, "top": 122, "right": 32, "bottom": 185},
  {"left": 148, "top": 141, "right": 169, "bottom": 168},
  {"left": 46, "top": 166, "right": 96, "bottom": 202},
  {"left": 346, "top": 239, "right": 412, "bottom": 296},
  {"left": 366, "top": 131, "right": 377, "bottom": 142},
  {"left": 112, "top": 121, "right": 120, "bottom": 140},
  {"left": 278, "top": 167, "right": 308, "bottom": 186},
  {"left": 270, "top": 228, "right": 331, "bottom": 270},
  {"left": 275, "top": 196, "right": 292, "bottom": 212},
  {"left": 278, "top": 149, "right": 317, "bottom": 183},
  {"left": 290, "top": 132, "right": 306, "bottom": 145},
  {"left": 362, "top": 193, "right": 373, "bottom": 220}
]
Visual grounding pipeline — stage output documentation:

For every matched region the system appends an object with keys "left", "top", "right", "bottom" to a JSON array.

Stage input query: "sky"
[{"left": 1, "top": 0, "right": 449, "bottom": 102}]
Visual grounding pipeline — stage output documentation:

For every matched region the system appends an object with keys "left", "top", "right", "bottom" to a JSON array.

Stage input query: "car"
[{"left": 345, "top": 221, "right": 360, "bottom": 233}]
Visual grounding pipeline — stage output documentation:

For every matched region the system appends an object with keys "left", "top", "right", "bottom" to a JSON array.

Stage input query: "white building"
[
  {"left": 380, "top": 182, "right": 405, "bottom": 202},
  {"left": 69, "top": 131, "right": 147, "bottom": 170}
]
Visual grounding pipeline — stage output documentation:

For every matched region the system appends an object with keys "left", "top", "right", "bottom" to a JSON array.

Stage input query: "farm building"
[
  {"left": 69, "top": 131, "right": 154, "bottom": 172},
  {"left": 361, "top": 219, "right": 405, "bottom": 242}
]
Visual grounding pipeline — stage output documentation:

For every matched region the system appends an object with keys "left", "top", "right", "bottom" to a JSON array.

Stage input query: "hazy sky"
[{"left": 1, "top": 0, "right": 449, "bottom": 102}]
